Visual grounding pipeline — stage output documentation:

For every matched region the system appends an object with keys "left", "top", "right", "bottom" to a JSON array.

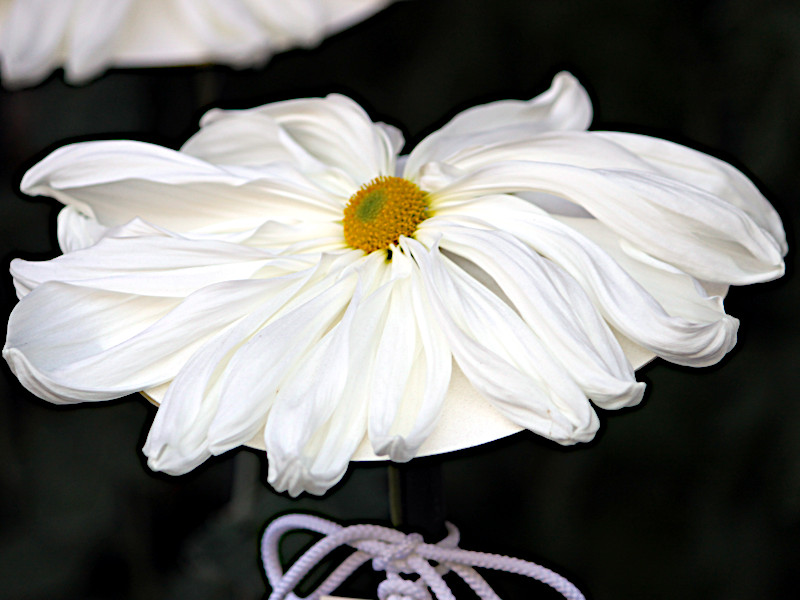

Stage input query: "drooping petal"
[
  {"left": 4, "top": 282, "right": 177, "bottom": 403},
  {"left": 404, "top": 72, "right": 592, "bottom": 180},
  {"left": 425, "top": 161, "right": 784, "bottom": 284},
  {"left": 367, "top": 250, "right": 451, "bottom": 461},
  {"left": 439, "top": 195, "right": 738, "bottom": 367},
  {"left": 21, "top": 140, "right": 340, "bottom": 233},
  {"left": 204, "top": 258, "right": 361, "bottom": 457},
  {"left": 403, "top": 237, "right": 599, "bottom": 445},
  {"left": 3, "top": 275, "right": 297, "bottom": 404},
  {"left": 143, "top": 260, "right": 337, "bottom": 476},
  {"left": 419, "top": 221, "right": 644, "bottom": 409},
  {"left": 265, "top": 269, "right": 372, "bottom": 496}
]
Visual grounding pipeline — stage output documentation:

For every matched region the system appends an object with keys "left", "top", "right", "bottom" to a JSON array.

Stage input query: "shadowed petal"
[
  {"left": 420, "top": 221, "right": 644, "bottom": 409},
  {"left": 403, "top": 237, "right": 598, "bottom": 445}
]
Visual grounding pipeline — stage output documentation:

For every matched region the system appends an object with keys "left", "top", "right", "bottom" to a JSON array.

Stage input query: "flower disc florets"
[{"left": 343, "top": 176, "right": 428, "bottom": 253}]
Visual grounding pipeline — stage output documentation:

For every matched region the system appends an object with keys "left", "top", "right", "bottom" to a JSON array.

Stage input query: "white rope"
[{"left": 261, "top": 514, "right": 586, "bottom": 600}]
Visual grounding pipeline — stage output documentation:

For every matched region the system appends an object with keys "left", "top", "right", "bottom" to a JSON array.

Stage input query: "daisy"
[
  {"left": 4, "top": 73, "right": 786, "bottom": 496},
  {"left": 0, "top": 0, "right": 391, "bottom": 88}
]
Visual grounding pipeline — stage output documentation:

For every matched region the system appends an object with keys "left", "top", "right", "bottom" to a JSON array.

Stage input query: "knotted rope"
[{"left": 261, "top": 514, "right": 585, "bottom": 600}]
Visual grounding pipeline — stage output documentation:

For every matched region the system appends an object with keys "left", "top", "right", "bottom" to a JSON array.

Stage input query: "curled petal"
[
  {"left": 405, "top": 72, "right": 591, "bottom": 179},
  {"left": 266, "top": 272, "right": 372, "bottom": 496},
  {"left": 181, "top": 110, "right": 327, "bottom": 172},
  {"left": 56, "top": 206, "right": 109, "bottom": 252},
  {"left": 557, "top": 216, "right": 732, "bottom": 325}
]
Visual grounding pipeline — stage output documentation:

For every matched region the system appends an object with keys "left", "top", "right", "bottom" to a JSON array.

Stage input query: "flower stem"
[{"left": 387, "top": 458, "right": 447, "bottom": 540}]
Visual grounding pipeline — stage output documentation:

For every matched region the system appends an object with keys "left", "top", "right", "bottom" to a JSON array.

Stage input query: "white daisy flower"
[
  {"left": 0, "top": 0, "right": 391, "bottom": 88},
  {"left": 4, "top": 73, "right": 786, "bottom": 496}
]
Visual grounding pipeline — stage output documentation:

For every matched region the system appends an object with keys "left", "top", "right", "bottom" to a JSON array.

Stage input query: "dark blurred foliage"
[{"left": 1, "top": 1, "right": 799, "bottom": 599}]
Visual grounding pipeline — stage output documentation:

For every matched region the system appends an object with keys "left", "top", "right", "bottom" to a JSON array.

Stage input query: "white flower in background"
[
  {"left": 4, "top": 73, "right": 786, "bottom": 496},
  {"left": 0, "top": 0, "right": 391, "bottom": 88}
]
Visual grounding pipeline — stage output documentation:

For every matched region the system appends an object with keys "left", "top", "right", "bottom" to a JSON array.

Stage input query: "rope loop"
[
  {"left": 377, "top": 575, "right": 431, "bottom": 600},
  {"left": 261, "top": 513, "right": 586, "bottom": 600}
]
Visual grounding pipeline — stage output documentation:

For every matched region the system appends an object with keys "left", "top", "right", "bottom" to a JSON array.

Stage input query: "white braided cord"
[{"left": 261, "top": 514, "right": 586, "bottom": 600}]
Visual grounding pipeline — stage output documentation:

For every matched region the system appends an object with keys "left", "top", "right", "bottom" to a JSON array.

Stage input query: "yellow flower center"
[{"left": 343, "top": 176, "right": 429, "bottom": 253}]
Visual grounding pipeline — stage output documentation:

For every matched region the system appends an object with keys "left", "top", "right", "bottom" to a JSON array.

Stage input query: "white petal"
[
  {"left": 405, "top": 72, "right": 591, "bottom": 179},
  {"left": 428, "top": 161, "right": 784, "bottom": 284},
  {"left": 182, "top": 106, "right": 371, "bottom": 198},
  {"left": 56, "top": 205, "right": 108, "bottom": 252},
  {"left": 430, "top": 130, "right": 654, "bottom": 177},
  {"left": 63, "top": 0, "right": 134, "bottom": 83},
  {"left": 368, "top": 251, "right": 451, "bottom": 461},
  {"left": 595, "top": 131, "right": 787, "bottom": 255},
  {"left": 403, "top": 237, "right": 598, "bottom": 445},
  {"left": 12, "top": 220, "right": 305, "bottom": 298},
  {"left": 421, "top": 222, "right": 643, "bottom": 409},
  {"left": 203, "top": 94, "right": 401, "bottom": 185},
  {"left": 265, "top": 272, "right": 368, "bottom": 496},
  {"left": 3, "top": 278, "right": 281, "bottom": 404},
  {"left": 557, "top": 216, "right": 732, "bottom": 324},
  {"left": 181, "top": 110, "right": 326, "bottom": 171},
  {"left": 443, "top": 196, "right": 739, "bottom": 367},
  {"left": 21, "top": 140, "right": 340, "bottom": 232},
  {"left": 0, "top": 0, "right": 392, "bottom": 88},
  {"left": 0, "top": 0, "right": 78, "bottom": 88},
  {"left": 144, "top": 263, "right": 330, "bottom": 476},
  {"left": 205, "top": 265, "right": 359, "bottom": 456}
]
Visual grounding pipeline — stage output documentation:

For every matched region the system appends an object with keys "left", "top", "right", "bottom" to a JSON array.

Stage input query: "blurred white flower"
[
  {"left": 4, "top": 73, "right": 786, "bottom": 495},
  {"left": 0, "top": 0, "right": 391, "bottom": 88}
]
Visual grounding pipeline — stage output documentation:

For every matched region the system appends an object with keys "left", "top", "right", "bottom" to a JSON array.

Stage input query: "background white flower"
[
  {"left": 4, "top": 73, "right": 786, "bottom": 496},
  {"left": 0, "top": 0, "right": 391, "bottom": 88}
]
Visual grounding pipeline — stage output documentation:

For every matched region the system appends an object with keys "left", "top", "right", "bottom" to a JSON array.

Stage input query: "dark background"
[{"left": 1, "top": 1, "right": 798, "bottom": 598}]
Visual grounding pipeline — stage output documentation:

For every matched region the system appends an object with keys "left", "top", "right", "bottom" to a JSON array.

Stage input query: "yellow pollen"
[{"left": 343, "top": 176, "right": 428, "bottom": 253}]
